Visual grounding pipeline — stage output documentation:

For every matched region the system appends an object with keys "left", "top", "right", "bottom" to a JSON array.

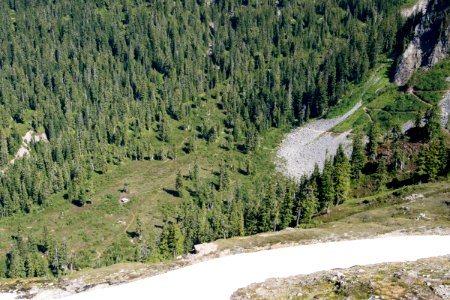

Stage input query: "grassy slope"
[
  {"left": 0, "top": 59, "right": 447, "bottom": 262},
  {"left": 1, "top": 180, "right": 448, "bottom": 295},
  {"left": 331, "top": 59, "right": 450, "bottom": 134},
  {"left": 0, "top": 51, "right": 448, "bottom": 285},
  {"left": 0, "top": 88, "right": 286, "bottom": 260},
  {"left": 215, "top": 180, "right": 450, "bottom": 252},
  {"left": 0, "top": 60, "right": 381, "bottom": 258}
]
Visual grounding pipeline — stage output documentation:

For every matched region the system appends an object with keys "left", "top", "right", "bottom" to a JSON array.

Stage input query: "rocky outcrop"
[
  {"left": 394, "top": 0, "right": 450, "bottom": 86},
  {"left": 441, "top": 91, "right": 450, "bottom": 129},
  {"left": 401, "top": 0, "right": 428, "bottom": 18},
  {"left": 9, "top": 130, "right": 48, "bottom": 164}
]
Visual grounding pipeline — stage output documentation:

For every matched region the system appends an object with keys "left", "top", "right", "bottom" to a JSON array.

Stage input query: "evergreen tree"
[
  {"left": 279, "top": 184, "right": 294, "bottom": 229},
  {"left": 48, "top": 240, "right": 68, "bottom": 277},
  {"left": 333, "top": 145, "right": 351, "bottom": 205},
  {"left": 159, "top": 117, "right": 171, "bottom": 143},
  {"left": 417, "top": 138, "right": 448, "bottom": 181},
  {"left": 423, "top": 108, "right": 442, "bottom": 142},
  {"left": 350, "top": 134, "right": 367, "bottom": 181},
  {"left": 229, "top": 189, "right": 245, "bottom": 237},
  {"left": 299, "top": 184, "right": 319, "bottom": 224},
  {"left": 374, "top": 159, "right": 388, "bottom": 191},
  {"left": 367, "top": 123, "right": 380, "bottom": 160},
  {"left": 218, "top": 163, "right": 230, "bottom": 191},
  {"left": 7, "top": 247, "right": 25, "bottom": 279},
  {"left": 175, "top": 170, "right": 184, "bottom": 198},
  {"left": 136, "top": 216, "right": 143, "bottom": 241},
  {"left": 319, "top": 157, "right": 335, "bottom": 214},
  {"left": 170, "top": 223, "right": 185, "bottom": 258},
  {"left": 159, "top": 223, "right": 185, "bottom": 259},
  {"left": 192, "top": 161, "right": 200, "bottom": 193},
  {"left": 392, "top": 141, "right": 404, "bottom": 171},
  {"left": 244, "top": 125, "right": 258, "bottom": 153}
]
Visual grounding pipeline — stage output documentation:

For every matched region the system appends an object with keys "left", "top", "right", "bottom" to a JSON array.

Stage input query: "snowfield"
[
  {"left": 12, "top": 235, "right": 448, "bottom": 300},
  {"left": 277, "top": 101, "right": 362, "bottom": 180}
]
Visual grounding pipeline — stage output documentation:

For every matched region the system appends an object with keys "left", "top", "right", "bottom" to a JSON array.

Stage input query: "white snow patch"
[
  {"left": 31, "top": 289, "right": 73, "bottom": 300},
  {"left": 30, "top": 235, "right": 450, "bottom": 300},
  {"left": 276, "top": 101, "right": 361, "bottom": 180},
  {"left": 0, "top": 292, "right": 17, "bottom": 300}
]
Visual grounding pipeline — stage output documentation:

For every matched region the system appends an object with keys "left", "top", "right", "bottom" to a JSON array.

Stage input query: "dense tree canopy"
[
  {"left": 1, "top": 0, "right": 446, "bottom": 278},
  {"left": 0, "top": 0, "right": 405, "bottom": 216}
]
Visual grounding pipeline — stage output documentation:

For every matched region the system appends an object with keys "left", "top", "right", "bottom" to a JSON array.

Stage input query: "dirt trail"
[
  {"left": 363, "top": 107, "right": 374, "bottom": 123},
  {"left": 408, "top": 88, "right": 450, "bottom": 128},
  {"left": 96, "top": 212, "right": 136, "bottom": 259},
  {"left": 408, "top": 89, "right": 433, "bottom": 107},
  {"left": 276, "top": 101, "right": 361, "bottom": 180}
]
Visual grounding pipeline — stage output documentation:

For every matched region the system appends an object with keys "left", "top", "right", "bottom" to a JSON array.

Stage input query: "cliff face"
[{"left": 394, "top": 0, "right": 450, "bottom": 86}]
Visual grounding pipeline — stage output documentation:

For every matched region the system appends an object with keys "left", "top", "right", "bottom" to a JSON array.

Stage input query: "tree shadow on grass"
[
  {"left": 126, "top": 231, "right": 139, "bottom": 239},
  {"left": 163, "top": 187, "right": 179, "bottom": 197}
]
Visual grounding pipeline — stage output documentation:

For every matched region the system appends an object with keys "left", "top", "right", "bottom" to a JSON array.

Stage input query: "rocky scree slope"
[{"left": 276, "top": 101, "right": 361, "bottom": 180}]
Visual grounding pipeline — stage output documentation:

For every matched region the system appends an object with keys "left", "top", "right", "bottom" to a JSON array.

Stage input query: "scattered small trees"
[{"left": 4, "top": 232, "right": 61, "bottom": 279}]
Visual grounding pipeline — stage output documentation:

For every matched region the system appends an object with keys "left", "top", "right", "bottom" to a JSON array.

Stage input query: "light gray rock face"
[
  {"left": 441, "top": 91, "right": 450, "bottom": 129},
  {"left": 401, "top": 0, "right": 429, "bottom": 18},
  {"left": 394, "top": 0, "right": 450, "bottom": 86},
  {"left": 395, "top": 42, "right": 424, "bottom": 86}
]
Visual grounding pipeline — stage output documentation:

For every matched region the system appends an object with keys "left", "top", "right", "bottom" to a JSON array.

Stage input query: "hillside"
[
  {"left": 0, "top": 0, "right": 448, "bottom": 296},
  {"left": 1, "top": 181, "right": 449, "bottom": 298},
  {"left": 0, "top": 0, "right": 419, "bottom": 274}
]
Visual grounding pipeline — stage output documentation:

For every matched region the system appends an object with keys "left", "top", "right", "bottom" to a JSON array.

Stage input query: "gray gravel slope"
[{"left": 276, "top": 101, "right": 362, "bottom": 180}]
